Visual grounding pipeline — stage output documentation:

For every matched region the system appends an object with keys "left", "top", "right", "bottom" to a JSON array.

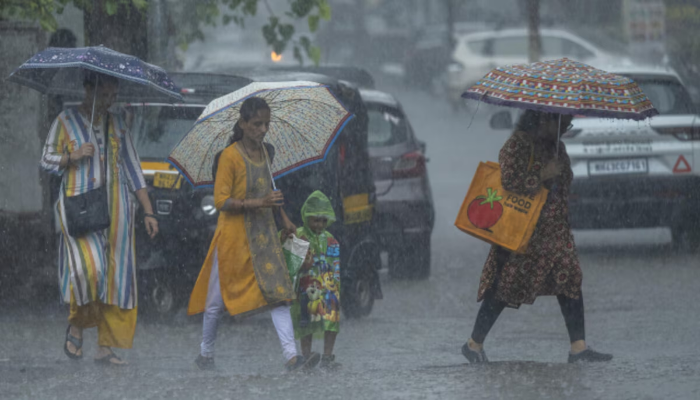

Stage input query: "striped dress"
[{"left": 41, "top": 108, "right": 146, "bottom": 309}]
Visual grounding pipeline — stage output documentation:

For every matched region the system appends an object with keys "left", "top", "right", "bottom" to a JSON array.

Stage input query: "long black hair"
[{"left": 212, "top": 97, "right": 272, "bottom": 180}]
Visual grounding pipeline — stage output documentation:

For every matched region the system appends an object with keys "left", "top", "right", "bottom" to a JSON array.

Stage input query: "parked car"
[
  {"left": 360, "top": 88, "right": 435, "bottom": 279},
  {"left": 445, "top": 28, "right": 616, "bottom": 111},
  {"left": 489, "top": 66, "right": 700, "bottom": 249},
  {"left": 131, "top": 71, "right": 382, "bottom": 319}
]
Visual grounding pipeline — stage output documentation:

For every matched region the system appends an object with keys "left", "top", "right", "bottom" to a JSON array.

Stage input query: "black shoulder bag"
[{"left": 63, "top": 115, "right": 111, "bottom": 237}]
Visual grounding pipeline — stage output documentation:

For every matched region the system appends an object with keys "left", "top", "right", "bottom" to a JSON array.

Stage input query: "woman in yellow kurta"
[{"left": 189, "top": 97, "right": 315, "bottom": 372}]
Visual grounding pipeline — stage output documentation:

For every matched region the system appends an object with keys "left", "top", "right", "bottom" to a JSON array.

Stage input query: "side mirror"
[{"left": 489, "top": 110, "right": 514, "bottom": 130}]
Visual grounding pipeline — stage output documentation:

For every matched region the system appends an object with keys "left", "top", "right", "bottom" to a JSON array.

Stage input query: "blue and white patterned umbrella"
[
  {"left": 7, "top": 45, "right": 182, "bottom": 102},
  {"left": 168, "top": 81, "right": 353, "bottom": 188}
]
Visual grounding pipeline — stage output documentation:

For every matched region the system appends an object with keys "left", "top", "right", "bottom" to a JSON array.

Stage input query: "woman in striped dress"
[{"left": 41, "top": 72, "right": 158, "bottom": 366}]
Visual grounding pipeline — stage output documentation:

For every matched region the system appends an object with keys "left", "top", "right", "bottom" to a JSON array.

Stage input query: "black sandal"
[
  {"left": 63, "top": 325, "right": 83, "bottom": 360},
  {"left": 94, "top": 351, "right": 126, "bottom": 366}
]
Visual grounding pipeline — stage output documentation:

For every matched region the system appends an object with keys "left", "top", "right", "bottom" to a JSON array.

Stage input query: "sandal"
[
  {"left": 63, "top": 325, "right": 83, "bottom": 360},
  {"left": 94, "top": 351, "right": 127, "bottom": 366},
  {"left": 461, "top": 341, "right": 488, "bottom": 364}
]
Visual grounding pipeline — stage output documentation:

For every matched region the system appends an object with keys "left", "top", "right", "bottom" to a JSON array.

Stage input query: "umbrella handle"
[
  {"left": 262, "top": 142, "right": 277, "bottom": 191},
  {"left": 87, "top": 74, "right": 99, "bottom": 171},
  {"left": 557, "top": 114, "right": 561, "bottom": 159}
]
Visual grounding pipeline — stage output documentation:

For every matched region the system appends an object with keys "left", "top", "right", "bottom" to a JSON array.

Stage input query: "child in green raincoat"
[{"left": 291, "top": 191, "right": 341, "bottom": 370}]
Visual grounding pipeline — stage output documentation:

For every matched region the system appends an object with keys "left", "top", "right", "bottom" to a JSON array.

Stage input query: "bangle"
[{"left": 144, "top": 213, "right": 157, "bottom": 220}]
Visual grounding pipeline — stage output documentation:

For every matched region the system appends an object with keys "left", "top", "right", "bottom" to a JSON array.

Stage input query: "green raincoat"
[{"left": 291, "top": 191, "right": 341, "bottom": 339}]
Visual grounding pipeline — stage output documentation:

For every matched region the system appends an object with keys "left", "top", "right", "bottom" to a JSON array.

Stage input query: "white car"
[
  {"left": 445, "top": 28, "right": 617, "bottom": 110},
  {"left": 490, "top": 66, "right": 700, "bottom": 249}
]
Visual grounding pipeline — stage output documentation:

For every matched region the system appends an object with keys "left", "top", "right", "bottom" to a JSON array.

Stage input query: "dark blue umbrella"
[{"left": 7, "top": 45, "right": 183, "bottom": 102}]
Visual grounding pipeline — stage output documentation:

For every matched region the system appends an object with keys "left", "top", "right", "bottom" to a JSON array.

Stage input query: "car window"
[
  {"left": 541, "top": 36, "right": 564, "bottom": 56},
  {"left": 633, "top": 78, "right": 696, "bottom": 115},
  {"left": 561, "top": 39, "right": 595, "bottom": 59},
  {"left": 491, "top": 36, "right": 529, "bottom": 57},
  {"left": 467, "top": 39, "right": 488, "bottom": 55},
  {"left": 128, "top": 105, "right": 203, "bottom": 159},
  {"left": 367, "top": 106, "right": 409, "bottom": 148}
]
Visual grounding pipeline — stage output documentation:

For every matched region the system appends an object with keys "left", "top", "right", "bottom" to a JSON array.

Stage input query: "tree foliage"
[{"left": 0, "top": 0, "right": 330, "bottom": 65}]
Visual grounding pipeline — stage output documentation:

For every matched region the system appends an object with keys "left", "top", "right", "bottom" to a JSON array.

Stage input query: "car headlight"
[{"left": 200, "top": 195, "right": 217, "bottom": 216}]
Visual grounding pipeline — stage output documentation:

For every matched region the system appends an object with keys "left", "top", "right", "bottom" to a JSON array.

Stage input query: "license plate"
[
  {"left": 153, "top": 172, "right": 182, "bottom": 189},
  {"left": 582, "top": 141, "right": 652, "bottom": 155},
  {"left": 588, "top": 158, "right": 648, "bottom": 176}
]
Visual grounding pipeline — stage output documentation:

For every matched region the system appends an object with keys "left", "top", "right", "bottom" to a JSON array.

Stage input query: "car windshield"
[
  {"left": 128, "top": 105, "right": 204, "bottom": 160},
  {"left": 367, "top": 105, "right": 409, "bottom": 147},
  {"left": 632, "top": 77, "right": 696, "bottom": 115}
]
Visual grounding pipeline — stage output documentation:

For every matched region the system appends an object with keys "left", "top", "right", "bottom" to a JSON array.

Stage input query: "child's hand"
[{"left": 301, "top": 251, "right": 314, "bottom": 270}]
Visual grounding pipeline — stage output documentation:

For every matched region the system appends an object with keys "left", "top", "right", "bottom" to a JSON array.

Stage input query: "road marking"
[{"left": 673, "top": 155, "right": 691, "bottom": 173}]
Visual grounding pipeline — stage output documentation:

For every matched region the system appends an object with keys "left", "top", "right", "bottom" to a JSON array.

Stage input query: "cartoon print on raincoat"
[{"left": 290, "top": 191, "right": 341, "bottom": 339}]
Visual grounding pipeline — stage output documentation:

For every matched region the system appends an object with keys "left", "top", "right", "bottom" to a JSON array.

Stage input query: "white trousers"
[{"left": 200, "top": 248, "right": 298, "bottom": 361}]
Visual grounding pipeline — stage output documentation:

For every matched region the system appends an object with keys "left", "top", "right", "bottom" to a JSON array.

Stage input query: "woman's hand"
[
  {"left": 144, "top": 215, "right": 159, "bottom": 239},
  {"left": 541, "top": 160, "right": 562, "bottom": 181},
  {"left": 69, "top": 143, "right": 95, "bottom": 163},
  {"left": 260, "top": 190, "right": 285, "bottom": 208}
]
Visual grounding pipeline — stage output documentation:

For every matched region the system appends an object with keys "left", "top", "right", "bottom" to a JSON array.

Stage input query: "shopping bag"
[
  {"left": 283, "top": 235, "right": 310, "bottom": 291},
  {"left": 455, "top": 161, "right": 548, "bottom": 254}
]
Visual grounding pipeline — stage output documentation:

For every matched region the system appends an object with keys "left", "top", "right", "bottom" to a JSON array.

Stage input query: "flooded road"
[{"left": 2, "top": 76, "right": 700, "bottom": 399}]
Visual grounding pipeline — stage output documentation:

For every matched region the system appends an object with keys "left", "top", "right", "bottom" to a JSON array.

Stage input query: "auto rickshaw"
[{"left": 126, "top": 71, "right": 381, "bottom": 319}]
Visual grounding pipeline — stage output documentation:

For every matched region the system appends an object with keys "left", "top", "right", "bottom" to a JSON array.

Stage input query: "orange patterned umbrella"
[{"left": 462, "top": 58, "right": 658, "bottom": 121}]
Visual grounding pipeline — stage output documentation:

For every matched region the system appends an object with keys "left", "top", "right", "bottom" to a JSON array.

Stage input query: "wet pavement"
[{"left": 2, "top": 77, "right": 700, "bottom": 399}]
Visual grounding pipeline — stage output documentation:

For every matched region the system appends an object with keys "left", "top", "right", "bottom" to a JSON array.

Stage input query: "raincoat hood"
[{"left": 301, "top": 190, "right": 337, "bottom": 229}]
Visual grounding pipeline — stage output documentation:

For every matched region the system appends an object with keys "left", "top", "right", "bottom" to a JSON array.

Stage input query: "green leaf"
[
  {"left": 262, "top": 24, "right": 277, "bottom": 44},
  {"left": 273, "top": 41, "right": 286, "bottom": 55},
  {"left": 242, "top": 0, "right": 258, "bottom": 15},
  {"left": 291, "top": 0, "right": 314, "bottom": 17},
  {"left": 39, "top": 15, "right": 58, "bottom": 32},
  {"left": 132, "top": 0, "right": 148, "bottom": 11},
  {"left": 308, "top": 45, "right": 321, "bottom": 66},
  {"left": 300, "top": 36, "right": 311, "bottom": 52},
  {"left": 293, "top": 45, "right": 304, "bottom": 65},
  {"left": 308, "top": 14, "right": 319, "bottom": 32},
  {"left": 279, "top": 24, "right": 295, "bottom": 40},
  {"left": 105, "top": 0, "right": 118, "bottom": 16},
  {"left": 318, "top": 0, "right": 331, "bottom": 20}
]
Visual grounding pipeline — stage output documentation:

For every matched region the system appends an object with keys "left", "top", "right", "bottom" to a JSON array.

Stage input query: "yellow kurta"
[{"left": 188, "top": 143, "right": 293, "bottom": 316}]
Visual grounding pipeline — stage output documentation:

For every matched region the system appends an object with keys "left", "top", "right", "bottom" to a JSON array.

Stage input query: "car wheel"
[
  {"left": 389, "top": 234, "right": 431, "bottom": 280},
  {"left": 342, "top": 245, "right": 378, "bottom": 319}
]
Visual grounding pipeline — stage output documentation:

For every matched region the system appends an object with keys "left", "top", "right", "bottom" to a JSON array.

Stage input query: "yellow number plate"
[{"left": 153, "top": 172, "right": 182, "bottom": 189}]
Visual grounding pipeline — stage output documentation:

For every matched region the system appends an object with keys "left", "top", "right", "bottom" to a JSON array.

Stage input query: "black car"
[{"left": 130, "top": 71, "right": 382, "bottom": 319}]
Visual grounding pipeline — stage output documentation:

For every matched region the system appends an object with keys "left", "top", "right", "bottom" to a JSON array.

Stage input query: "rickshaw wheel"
[{"left": 141, "top": 271, "right": 182, "bottom": 322}]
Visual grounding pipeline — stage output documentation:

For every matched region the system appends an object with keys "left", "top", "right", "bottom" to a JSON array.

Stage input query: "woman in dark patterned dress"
[{"left": 462, "top": 110, "right": 613, "bottom": 364}]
